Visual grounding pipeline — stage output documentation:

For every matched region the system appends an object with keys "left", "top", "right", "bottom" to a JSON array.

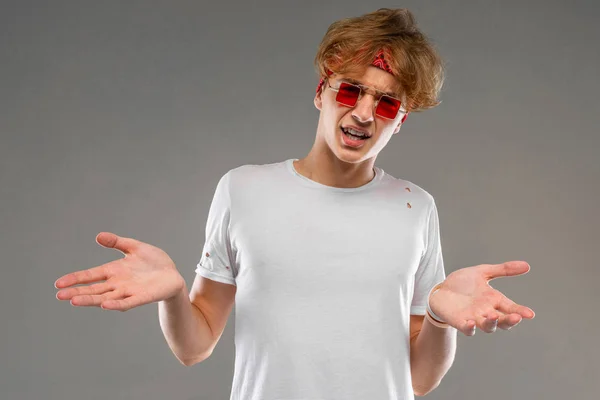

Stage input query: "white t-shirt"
[{"left": 195, "top": 158, "right": 446, "bottom": 400}]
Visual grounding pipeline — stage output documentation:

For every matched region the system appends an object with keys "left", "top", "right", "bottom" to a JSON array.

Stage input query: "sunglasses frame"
[{"left": 325, "top": 78, "right": 407, "bottom": 120}]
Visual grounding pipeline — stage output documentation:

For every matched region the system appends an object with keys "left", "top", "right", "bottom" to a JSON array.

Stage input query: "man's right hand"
[{"left": 55, "top": 232, "right": 186, "bottom": 311}]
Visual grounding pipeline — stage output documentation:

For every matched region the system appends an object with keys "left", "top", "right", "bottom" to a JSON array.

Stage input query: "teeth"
[
  {"left": 345, "top": 127, "right": 368, "bottom": 137},
  {"left": 343, "top": 129, "right": 365, "bottom": 140}
]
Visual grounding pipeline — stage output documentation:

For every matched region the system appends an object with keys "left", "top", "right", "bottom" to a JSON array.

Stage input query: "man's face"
[{"left": 314, "top": 66, "right": 406, "bottom": 165}]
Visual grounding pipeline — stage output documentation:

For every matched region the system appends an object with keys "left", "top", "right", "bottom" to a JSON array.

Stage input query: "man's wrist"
[
  {"left": 425, "top": 309, "right": 450, "bottom": 328},
  {"left": 426, "top": 282, "right": 448, "bottom": 325}
]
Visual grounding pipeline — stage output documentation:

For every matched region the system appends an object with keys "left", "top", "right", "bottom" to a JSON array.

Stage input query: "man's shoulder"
[
  {"left": 380, "top": 171, "right": 435, "bottom": 204},
  {"left": 222, "top": 159, "right": 286, "bottom": 180}
]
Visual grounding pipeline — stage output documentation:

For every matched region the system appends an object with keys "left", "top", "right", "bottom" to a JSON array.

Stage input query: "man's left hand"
[{"left": 428, "top": 261, "right": 535, "bottom": 336}]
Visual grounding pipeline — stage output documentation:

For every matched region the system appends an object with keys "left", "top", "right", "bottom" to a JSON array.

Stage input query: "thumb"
[
  {"left": 96, "top": 232, "right": 139, "bottom": 255},
  {"left": 484, "top": 261, "right": 531, "bottom": 281}
]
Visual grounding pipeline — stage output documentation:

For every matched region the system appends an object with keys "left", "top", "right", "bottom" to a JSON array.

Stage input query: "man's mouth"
[{"left": 341, "top": 127, "right": 370, "bottom": 140}]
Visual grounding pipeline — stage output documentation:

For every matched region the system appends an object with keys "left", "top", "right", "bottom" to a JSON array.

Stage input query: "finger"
[
  {"left": 101, "top": 296, "right": 144, "bottom": 312},
  {"left": 497, "top": 313, "right": 522, "bottom": 330},
  {"left": 460, "top": 320, "right": 477, "bottom": 336},
  {"left": 483, "top": 261, "right": 531, "bottom": 281},
  {"left": 492, "top": 311, "right": 511, "bottom": 330},
  {"left": 496, "top": 295, "right": 535, "bottom": 319},
  {"left": 56, "top": 281, "right": 114, "bottom": 300},
  {"left": 477, "top": 311, "right": 499, "bottom": 333},
  {"left": 54, "top": 264, "right": 111, "bottom": 288},
  {"left": 96, "top": 232, "right": 140, "bottom": 256},
  {"left": 71, "top": 289, "right": 124, "bottom": 307}
]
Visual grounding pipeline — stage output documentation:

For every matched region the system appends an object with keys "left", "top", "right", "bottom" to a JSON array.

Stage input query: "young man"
[{"left": 55, "top": 8, "right": 535, "bottom": 400}]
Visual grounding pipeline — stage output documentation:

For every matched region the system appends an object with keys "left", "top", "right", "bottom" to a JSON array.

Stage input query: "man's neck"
[{"left": 293, "top": 153, "right": 376, "bottom": 189}]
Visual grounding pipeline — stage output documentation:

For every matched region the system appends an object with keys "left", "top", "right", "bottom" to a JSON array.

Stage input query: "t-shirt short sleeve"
[
  {"left": 195, "top": 172, "right": 237, "bottom": 286},
  {"left": 410, "top": 198, "right": 446, "bottom": 315}
]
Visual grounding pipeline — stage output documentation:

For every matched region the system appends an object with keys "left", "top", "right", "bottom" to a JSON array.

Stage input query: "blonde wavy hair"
[{"left": 314, "top": 8, "right": 444, "bottom": 112}]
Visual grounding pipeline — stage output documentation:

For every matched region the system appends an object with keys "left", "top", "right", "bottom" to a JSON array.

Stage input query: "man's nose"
[{"left": 351, "top": 93, "right": 376, "bottom": 123}]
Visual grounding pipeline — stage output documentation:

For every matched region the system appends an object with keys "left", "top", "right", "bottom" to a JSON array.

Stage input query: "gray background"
[{"left": 1, "top": 0, "right": 598, "bottom": 399}]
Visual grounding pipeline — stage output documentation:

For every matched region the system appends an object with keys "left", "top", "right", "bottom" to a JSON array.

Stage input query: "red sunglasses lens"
[
  {"left": 376, "top": 96, "right": 402, "bottom": 119},
  {"left": 336, "top": 82, "right": 360, "bottom": 106},
  {"left": 335, "top": 82, "right": 402, "bottom": 119}
]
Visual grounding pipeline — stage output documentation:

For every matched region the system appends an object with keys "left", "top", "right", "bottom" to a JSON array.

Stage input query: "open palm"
[
  {"left": 55, "top": 232, "right": 185, "bottom": 311},
  {"left": 429, "top": 261, "right": 535, "bottom": 336}
]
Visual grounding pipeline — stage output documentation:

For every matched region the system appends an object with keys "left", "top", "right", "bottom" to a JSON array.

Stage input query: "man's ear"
[
  {"left": 314, "top": 90, "right": 323, "bottom": 111},
  {"left": 393, "top": 110, "right": 409, "bottom": 134}
]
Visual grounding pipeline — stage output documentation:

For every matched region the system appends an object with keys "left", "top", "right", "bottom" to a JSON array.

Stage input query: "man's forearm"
[
  {"left": 410, "top": 316, "right": 457, "bottom": 396},
  {"left": 158, "top": 283, "right": 215, "bottom": 366}
]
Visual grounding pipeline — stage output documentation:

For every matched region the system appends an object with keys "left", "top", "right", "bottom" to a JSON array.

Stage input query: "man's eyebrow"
[{"left": 343, "top": 77, "right": 400, "bottom": 98}]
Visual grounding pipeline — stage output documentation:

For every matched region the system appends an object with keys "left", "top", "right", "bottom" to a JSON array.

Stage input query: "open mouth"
[{"left": 341, "top": 127, "right": 370, "bottom": 141}]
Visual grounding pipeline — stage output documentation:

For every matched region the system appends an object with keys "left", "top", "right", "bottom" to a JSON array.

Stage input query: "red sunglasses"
[{"left": 326, "top": 79, "right": 408, "bottom": 121}]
